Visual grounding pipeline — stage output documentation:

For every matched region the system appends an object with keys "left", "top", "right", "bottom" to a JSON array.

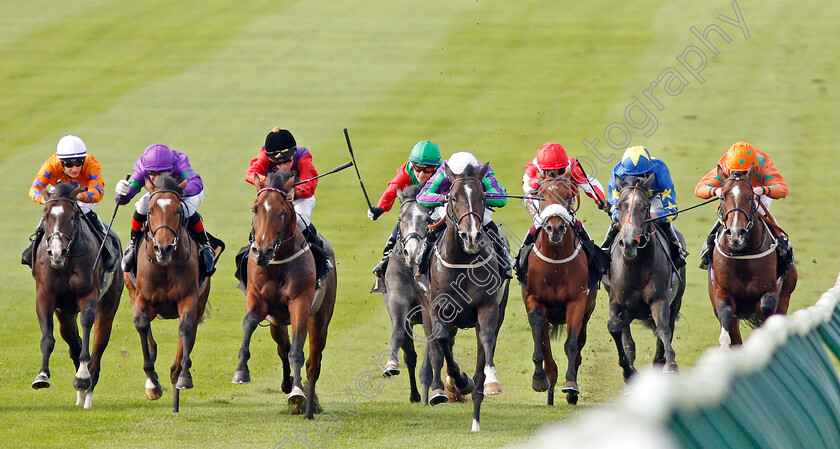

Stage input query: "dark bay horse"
[
  {"left": 426, "top": 163, "right": 510, "bottom": 432},
  {"left": 232, "top": 171, "right": 337, "bottom": 419},
  {"left": 378, "top": 185, "right": 433, "bottom": 404},
  {"left": 124, "top": 173, "right": 210, "bottom": 412},
  {"left": 31, "top": 183, "right": 123, "bottom": 409},
  {"left": 606, "top": 174, "right": 685, "bottom": 381},
  {"left": 709, "top": 164, "right": 796, "bottom": 348},
  {"left": 523, "top": 175, "right": 596, "bottom": 406}
]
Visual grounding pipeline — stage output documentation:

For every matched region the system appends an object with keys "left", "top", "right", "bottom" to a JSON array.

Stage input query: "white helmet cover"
[
  {"left": 56, "top": 135, "right": 87, "bottom": 159},
  {"left": 447, "top": 152, "right": 479, "bottom": 175}
]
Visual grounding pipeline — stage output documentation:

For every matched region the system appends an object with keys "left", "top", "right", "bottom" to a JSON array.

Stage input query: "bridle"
[
  {"left": 146, "top": 189, "right": 191, "bottom": 265},
  {"left": 255, "top": 187, "right": 297, "bottom": 258},
  {"left": 44, "top": 196, "right": 83, "bottom": 258},
  {"left": 618, "top": 184, "right": 654, "bottom": 248},
  {"left": 397, "top": 198, "right": 427, "bottom": 250},
  {"left": 538, "top": 176, "right": 580, "bottom": 214},
  {"left": 445, "top": 177, "right": 485, "bottom": 233},
  {"left": 718, "top": 176, "right": 758, "bottom": 233}
]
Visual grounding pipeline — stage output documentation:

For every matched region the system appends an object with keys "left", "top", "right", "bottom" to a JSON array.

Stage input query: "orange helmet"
[
  {"left": 536, "top": 142, "right": 569, "bottom": 171},
  {"left": 726, "top": 141, "right": 758, "bottom": 171}
]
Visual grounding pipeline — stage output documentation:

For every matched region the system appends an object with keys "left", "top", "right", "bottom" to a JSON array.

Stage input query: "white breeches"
[
  {"left": 135, "top": 190, "right": 204, "bottom": 217},
  {"left": 78, "top": 201, "right": 97, "bottom": 214},
  {"left": 431, "top": 205, "right": 493, "bottom": 226},
  {"left": 294, "top": 196, "right": 316, "bottom": 228}
]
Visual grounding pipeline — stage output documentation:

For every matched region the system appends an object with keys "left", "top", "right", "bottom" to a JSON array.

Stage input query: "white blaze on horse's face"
[
  {"left": 460, "top": 184, "right": 482, "bottom": 253},
  {"left": 48, "top": 205, "right": 66, "bottom": 262}
]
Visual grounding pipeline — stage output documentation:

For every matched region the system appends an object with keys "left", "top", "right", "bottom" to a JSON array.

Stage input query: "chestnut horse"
[
  {"left": 31, "top": 182, "right": 123, "bottom": 409},
  {"left": 709, "top": 164, "right": 796, "bottom": 348},
  {"left": 232, "top": 170, "right": 337, "bottom": 419},
  {"left": 523, "top": 175, "right": 596, "bottom": 406},
  {"left": 425, "top": 163, "right": 510, "bottom": 432},
  {"left": 124, "top": 173, "right": 211, "bottom": 412},
  {"left": 606, "top": 174, "right": 685, "bottom": 380}
]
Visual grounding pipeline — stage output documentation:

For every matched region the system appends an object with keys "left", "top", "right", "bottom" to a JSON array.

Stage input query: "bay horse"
[
  {"left": 124, "top": 173, "right": 211, "bottom": 412},
  {"left": 232, "top": 170, "right": 337, "bottom": 419},
  {"left": 606, "top": 174, "right": 685, "bottom": 381},
  {"left": 377, "top": 185, "right": 433, "bottom": 404},
  {"left": 31, "top": 182, "right": 123, "bottom": 409},
  {"left": 523, "top": 174, "right": 596, "bottom": 406},
  {"left": 709, "top": 164, "right": 797, "bottom": 348},
  {"left": 425, "top": 163, "right": 510, "bottom": 432}
]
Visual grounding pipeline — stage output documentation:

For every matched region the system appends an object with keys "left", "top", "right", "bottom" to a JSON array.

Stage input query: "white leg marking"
[
  {"left": 484, "top": 365, "right": 498, "bottom": 385},
  {"left": 719, "top": 326, "right": 732, "bottom": 351},
  {"left": 76, "top": 362, "right": 90, "bottom": 380},
  {"left": 145, "top": 378, "right": 157, "bottom": 390},
  {"left": 471, "top": 419, "right": 480, "bottom": 432},
  {"left": 84, "top": 391, "right": 93, "bottom": 409},
  {"left": 76, "top": 390, "right": 84, "bottom": 406}
]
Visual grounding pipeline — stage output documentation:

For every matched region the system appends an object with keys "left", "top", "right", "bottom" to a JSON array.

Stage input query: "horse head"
[
  {"left": 252, "top": 171, "right": 296, "bottom": 266},
  {"left": 42, "top": 183, "right": 85, "bottom": 268},
  {"left": 146, "top": 173, "right": 187, "bottom": 265},
  {"left": 396, "top": 185, "right": 430, "bottom": 267},
  {"left": 614, "top": 173, "right": 656, "bottom": 260},
  {"left": 537, "top": 172, "right": 577, "bottom": 245},
  {"left": 718, "top": 163, "right": 758, "bottom": 250},
  {"left": 445, "top": 162, "right": 488, "bottom": 254}
]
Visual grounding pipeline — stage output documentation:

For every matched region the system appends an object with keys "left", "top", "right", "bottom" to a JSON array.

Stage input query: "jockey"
[
  {"left": 602, "top": 145, "right": 687, "bottom": 268},
  {"left": 694, "top": 141, "right": 791, "bottom": 271},
  {"left": 23, "top": 135, "right": 116, "bottom": 271},
  {"left": 114, "top": 144, "right": 216, "bottom": 276},
  {"left": 514, "top": 142, "right": 610, "bottom": 284},
  {"left": 245, "top": 127, "right": 332, "bottom": 283},
  {"left": 368, "top": 140, "right": 442, "bottom": 278},
  {"left": 415, "top": 151, "right": 511, "bottom": 279}
]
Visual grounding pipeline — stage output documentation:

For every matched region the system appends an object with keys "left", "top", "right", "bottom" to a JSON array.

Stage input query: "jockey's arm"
[
  {"left": 245, "top": 150, "right": 271, "bottom": 185},
  {"left": 29, "top": 158, "right": 56, "bottom": 205},
  {"left": 416, "top": 170, "right": 447, "bottom": 208},
  {"left": 76, "top": 156, "right": 104, "bottom": 203},
  {"left": 483, "top": 170, "right": 507, "bottom": 208},
  {"left": 294, "top": 154, "right": 318, "bottom": 198}
]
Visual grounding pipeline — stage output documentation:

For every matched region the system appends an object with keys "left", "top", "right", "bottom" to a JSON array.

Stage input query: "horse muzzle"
[
  {"left": 458, "top": 230, "right": 482, "bottom": 254},
  {"left": 402, "top": 241, "right": 419, "bottom": 267},
  {"left": 153, "top": 242, "right": 176, "bottom": 264},
  {"left": 251, "top": 245, "right": 274, "bottom": 267},
  {"left": 618, "top": 238, "right": 638, "bottom": 260},
  {"left": 725, "top": 227, "right": 748, "bottom": 250}
]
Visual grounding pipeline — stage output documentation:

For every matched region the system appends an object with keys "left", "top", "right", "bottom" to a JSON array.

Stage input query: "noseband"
[
  {"left": 44, "top": 197, "right": 81, "bottom": 257},
  {"left": 445, "top": 177, "right": 485, "bottom": 232},
  {"left": 255, "top": 187, "right": 296, "bottom": 257},
  {"left": 397, "top": 198, "right": 425, "bottom": 248},
  {"left": 618, "top": 185, "right": 654, "bottom": 248},
  {"left": 719, "top": 177, "right": 757, "bottom": 232}
]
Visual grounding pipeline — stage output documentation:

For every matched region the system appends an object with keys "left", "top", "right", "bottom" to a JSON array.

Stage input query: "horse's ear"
[
  {"left": 716, "top": 164, "right": 728, "bottom": 181},
  {"left": 614, "top": 174, "right": 625, "bottom": 190},
  {"left": 477, "top": 162, "right": 489, "bottom": 179},
  {"left": 70, "top": 184, "right": 86, "bottom": 200},
  {"left": 745, "top": 163, "right": 757, "bottom": 183},
  {"left": 177, "top": 179, "right": 188, "bottom": 191},
  {"left": 145, "top": 177, "right": 155, "bottom": 193},
  {"left": 255, "top": 176, "right": 264, "bottom": 191},
  {"left": 444, "top": 163, "right": 455, "bottom": 179},
  {"left": 396, "top": 187, "right": 404, "bottom": 202},
  {"left": 642, "top": 172, "right": 656, "bottom": 190},
  {"left": 283, "top": 176, "right": 295, "bottom": 194}
]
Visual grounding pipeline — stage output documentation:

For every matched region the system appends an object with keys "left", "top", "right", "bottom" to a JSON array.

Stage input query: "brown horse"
[
  {"left": 124, "top": 173, "right": 211, "bottom": 412},
  {"left": 709, "top": 164, "right": 797, "bottom": 348},
  {"left": 425, "top": 163, "right": 510, "bottom": 432},
  {"left": 232, "top": 170, "right": 337, "bottom": 419},
  {"left": 523, "top": 175, "right": 596, "bottom": 406},
  {"left": 31, "top": 182, "right": 123, "bottom": 409}
]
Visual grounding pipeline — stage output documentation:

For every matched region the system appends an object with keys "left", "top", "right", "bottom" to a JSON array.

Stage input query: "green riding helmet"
[{"left": 408, "top": 141, "right": 442, "bottom": 167}]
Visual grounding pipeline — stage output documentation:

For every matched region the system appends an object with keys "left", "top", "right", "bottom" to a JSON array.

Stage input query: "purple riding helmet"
[{"left": 140, "top": 144, "right": 175, "bottom": 172}]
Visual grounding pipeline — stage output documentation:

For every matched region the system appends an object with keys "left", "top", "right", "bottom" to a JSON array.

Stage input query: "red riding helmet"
[{"left": 536, "top": 142, "right": 570, "bottom": 171}]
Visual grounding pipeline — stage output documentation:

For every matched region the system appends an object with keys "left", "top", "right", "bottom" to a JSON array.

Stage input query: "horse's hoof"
[
  {"left": 561, "top": 381, "right": 580, "bottom": 395},
  {"left": 382, "top": 361, "right": 400, "bottom": 378},
  {"left": 458, "top": 375, "right": 475, "bottom": 396},
  {"left": 484, "top": 381, "right": 502, "bottom": 395},
  {"left": 409, "top": 392, "right": 421, "bottom": 403},
  {"left": 663, "top": 363, "right": 680, "bottom": 374},
  {"left": 231, "top": 370, "right": 251, "bottom": 384},
  {"left": 32, "top": 373, "right": 50, "bottom": 390},
  {"left": 288, "top": 387, "right": 307, "bottom": 406},
  {"left": 281, "top": 377, "right": 293, "bottom": 394},
  {"left": 146, "top": 387, "right": 163, "bottom": 401},
  {"left": 445, "top": 375, "right": 456, "bottom": 391},
  {"left": 532, "top": 375, "right": 550, "bottom": 392},
  {"left": 429, "top": 389, "right": 447, "bottom": 405},
  {"left": 176, "top": 375, "right": 193, "bottom": 390},
  {"left": 73, "top": 377, "right": 91, "bottom": 391},
  {"left": 566, "top": 392, "right": 579, "bottom": 405}
]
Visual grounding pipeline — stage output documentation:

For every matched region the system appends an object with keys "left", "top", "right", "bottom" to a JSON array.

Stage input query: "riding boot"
[
  {"left": 415, "top": 225, "right": 443, "bottom": 277},
  {"left": 484, "top": 221, "right": 512, "bottom": 280},
  {"left": 660, "top": 221, "right": 687, "bottom": 269},
  {"left": 514, "top": 226, "right": 537, "bottom": 285},
  {"left": 699, "top": 221, "right": 721, "bottom": 270},
  {"left": 304, "top": 223, "right": 333, "bottom": 288},
  {"left": 575, "top": 221, "right": 607, "bottom": 290},
  {"left": 121, "top": 212, "right": 147, "bottom": 273},
  {"left": 21, "top": 217, "right": 46, "bottom": 269},
  {"left": 187, "top": 213, "right": 216, "bottom": 277},
  {"left": 373, "top": 225, "right": 399, "bottom": 278},
  {"left": 601, "top": 224, "right": 619, "bottom": 250},
  {"left": 84, "top": 210, "right": 118, "bottom": 272}
]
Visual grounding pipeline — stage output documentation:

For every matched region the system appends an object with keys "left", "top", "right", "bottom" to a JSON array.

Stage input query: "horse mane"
[
  {"left": 52, "top": 182, "right": 79, "bottom": 199},
  {"left": 154, "top": 172, "right": 184, "bottom": 194},
  {"left": 266, "top": 170, "right": 295, "bottom": 191},
  {"left": 623, "top": 175, "right": 646, "bottom": 187}
]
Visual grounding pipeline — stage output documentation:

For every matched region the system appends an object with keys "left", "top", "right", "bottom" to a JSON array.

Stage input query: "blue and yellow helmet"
[{"left": 619, "top": 145, "right": 653, "bottom": 176}]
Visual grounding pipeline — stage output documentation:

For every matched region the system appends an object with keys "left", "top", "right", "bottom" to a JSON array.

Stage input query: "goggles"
[{"left": 61, "top": 157, "right": 85, "bottom": 168}]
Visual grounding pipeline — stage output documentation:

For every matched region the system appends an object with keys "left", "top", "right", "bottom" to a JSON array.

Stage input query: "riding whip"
[
  {"left": 294, "top": 161, "right": 353, "bottom": 186},
  {"left": 574, "top": 162, "right": 609, "bottom": 213},
  {"left": 93, "top": 174, "right": 130, "bottom": 269},
  {"left": 343, "top": 128, "right": 373, "bottom": 209}
]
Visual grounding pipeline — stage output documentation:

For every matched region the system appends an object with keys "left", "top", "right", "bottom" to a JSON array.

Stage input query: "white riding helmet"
[
  {"left": 56, "top": 135, "right": 87, "bottom": 159},
  {"left": 447, "top": 152, "right": 479, "bottom": 175}
]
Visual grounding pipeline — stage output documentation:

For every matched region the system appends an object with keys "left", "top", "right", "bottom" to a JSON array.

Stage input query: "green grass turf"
[{"left": 1, "top": 0, "right": 838, "bottom": 447}]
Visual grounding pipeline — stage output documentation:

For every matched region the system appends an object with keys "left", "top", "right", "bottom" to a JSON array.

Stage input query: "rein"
[
  {"left": 255, "top": 186, "right": 299, "bottom": 262},
  {"left": 396, "top": 199, "right": 426, "bottom": 251},
  {"left": 43, "top": 197, "right": 86, "bottom": 258},
  {"left": 618, "top": 185, "right": 654, "bottom": 248},
  {"left": 145, "top": 189, "right": 192, "bottom": 267},
  {"left": 718, "top": 177, "right": 758, "bottom": 233},
  {"left": 445, "top": 177, "right": 484, "bottom": 233}
]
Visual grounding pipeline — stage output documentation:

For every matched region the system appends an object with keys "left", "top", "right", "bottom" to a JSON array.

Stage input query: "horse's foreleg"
[
  {"left": 714, "top": 296, "right": 736, "bottom": 350},
  {"left": 760, "top": 291, "right": 779, "bottom": 322},
  {"left": 607, "top": 302, "right": 635, "bottom": 381},
  {"left": 477, "top": 306, "right": 501, "bottom": 396},
  {"left": 471, "top": 329, "right": 486, "bottom": 432},
  {"left": 73, "top": 296, "right": 97, "bottom": 392},
  {"left": 54, "top": 311, "right": 81, "bottom": 383},
  {"left": 133, "top": 304, "right": 161, "bottom": 400},
  {"left": 173, "top": 308, "right": 197, "bottom": 390},
  {"left": 31, "top": 301, "right": 56, "bottom": 389},
  {"left": 526, "top": 304, "right": 549, "bottom": 393},
  {"left": 428, "top": 321, "right": 456, "bottom": 405},
  {"left": 385, "top": 299, "right": 408, "bottom": 378},
  {"left": 401, "top": 329, "right": 421, "bottom": 403},
  {"left": 303, "top": 316, "right": 329, "bottom": 419},
  {"left": 542, "top": 325, "right": 558, "bottom": 406},
  {"left": 269, "top": 324, "right": 293, "bottom": 394},
  {"left": 650, "top": 299, "right": 678, "bottom": 374},
  {"left": 562, "top": 300, "right": 588, "bottom": 405},
  {"left": 418, "top": 305, "right": 435, "bottom": 405},
  {"left": 85, "top": 291, "right": 119, "bottom": 409},
  {"left": 287, "top": 298, "right": 309, "bottom": 409},
  {"left": 232, "top": 307, "right": 265, "bottom": 384}
]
